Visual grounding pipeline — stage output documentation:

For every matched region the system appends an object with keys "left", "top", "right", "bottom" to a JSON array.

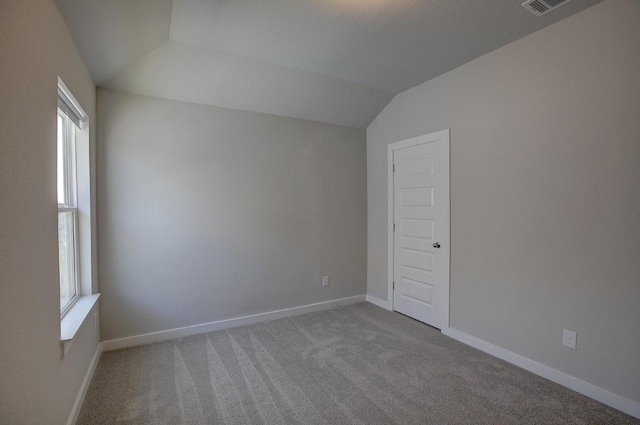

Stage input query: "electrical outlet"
[
  {"left": 563, "top": 329, "right": 576, "bottom": 349},
  {"left": 322, "top": 276, "right": 329, "bottom": 287}
]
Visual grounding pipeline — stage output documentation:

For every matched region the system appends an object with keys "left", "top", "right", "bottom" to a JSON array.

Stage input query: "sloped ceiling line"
[{"left": 54, "top": 0, "right": 602, "bottom": 128}]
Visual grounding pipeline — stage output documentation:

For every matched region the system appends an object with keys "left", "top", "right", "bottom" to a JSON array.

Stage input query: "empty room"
[{"left": 1, "top": 0, "right": 639, "bottom": 423}]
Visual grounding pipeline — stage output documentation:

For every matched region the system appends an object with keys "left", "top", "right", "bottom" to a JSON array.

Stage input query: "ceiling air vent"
[{"left": 522, "top": 0, "right": 573, "bottom": 17}]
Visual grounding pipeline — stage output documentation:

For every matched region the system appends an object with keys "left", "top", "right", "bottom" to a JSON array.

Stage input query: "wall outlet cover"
[{"left": 563, "top": 329, "right": 577, "bottom": 349}]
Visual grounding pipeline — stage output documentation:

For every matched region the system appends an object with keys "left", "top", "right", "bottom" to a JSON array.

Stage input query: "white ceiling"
[
  {"left": 105, "top": 41, "right": 392, "bottom": 128},
  {"left": 53, "top": 0, "right": 173, "bottom": 84},
  {"left": 55, "top": 0, "right": 602, "bottom": 128}
]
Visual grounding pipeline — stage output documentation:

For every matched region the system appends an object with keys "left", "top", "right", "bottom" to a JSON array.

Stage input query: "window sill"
[{"left": 61, "top": 293, "right": 100, "bottom": 343}]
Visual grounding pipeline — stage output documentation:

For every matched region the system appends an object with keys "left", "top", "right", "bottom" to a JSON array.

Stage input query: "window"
[
  {"left": 57, "top": 111, "right": 78, "bottom": 314},
  {"left": 57, "top": 79, "right": 87, "bottom": 316}
]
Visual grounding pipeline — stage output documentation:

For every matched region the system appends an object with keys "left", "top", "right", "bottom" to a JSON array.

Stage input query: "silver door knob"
[{"left": 433, "top": 242, "right": 441, "bottom": 249}]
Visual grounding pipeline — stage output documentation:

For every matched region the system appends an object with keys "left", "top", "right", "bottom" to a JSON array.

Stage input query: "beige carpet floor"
[{"left": 78, "top": 302, "right": 638, "bottom": 424}]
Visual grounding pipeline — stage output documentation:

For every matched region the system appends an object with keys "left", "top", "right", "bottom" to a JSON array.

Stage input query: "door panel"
[
  {"left": 400, "top": 277, "right": 433, "bottom": 306},
  {"left": 393, "top": 139, "right": 445, "bottom": 328}
]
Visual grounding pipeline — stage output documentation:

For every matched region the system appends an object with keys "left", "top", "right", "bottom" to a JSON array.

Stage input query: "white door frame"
[{"left": 387, "top": 129, "right": 450, "bottom": 330}]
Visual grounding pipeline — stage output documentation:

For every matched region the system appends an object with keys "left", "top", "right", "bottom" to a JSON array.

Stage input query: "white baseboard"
[
  {"left": 102, "top": 295, "right": 366, "bottom": 352},
  {"left": 442, "top": 327, "right": 640, "bottom": 419},
  {"left": 366, "top": 294, "right": 392, "bottom": 311},
  {"left": 67, "top": 342, "right": 102, "bottom": 425}
]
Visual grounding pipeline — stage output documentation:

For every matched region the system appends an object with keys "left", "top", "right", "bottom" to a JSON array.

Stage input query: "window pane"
[
  {"left": 57, "top": 113, "right": 66, "bottom": 205},
  {"left": 58, "top": 211, "right": 77, "bottom": 310}
]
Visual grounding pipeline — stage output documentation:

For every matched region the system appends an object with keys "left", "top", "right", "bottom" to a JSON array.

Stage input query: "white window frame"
[
  {"left": 57, "top": 78, "right": 100, "bottom": 356},
  {"left": 57, "top": 79, "right": 87, "bottom": 317}
]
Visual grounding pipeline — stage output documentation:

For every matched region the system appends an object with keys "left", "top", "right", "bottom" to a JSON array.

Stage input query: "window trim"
[{"left": 57, "top": 77, "right": 88, "bottom": 125}]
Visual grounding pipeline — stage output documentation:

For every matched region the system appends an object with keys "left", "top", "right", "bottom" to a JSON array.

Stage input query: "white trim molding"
[
  {"left": 387, "top": 129, "right": 451, "bottom": 329},
  {"left": 366, "top": 294, "right": 392, "bottom": 311},
  {"left": 61, "top": 294, "right": 100, "bottom": 342},
  {"left": 442, "top": 327, "right": 640, "bottom": 419},
  {"left": 102, "top": 295, "right": 366, "bottom": 351},
  {"left": 67, "top": 342, "right": 102, "bottom": 425}
]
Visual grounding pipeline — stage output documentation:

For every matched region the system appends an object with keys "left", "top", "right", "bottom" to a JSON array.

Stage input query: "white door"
[{"left": 391, "top": 131, "right": 449, "bottom": 329}]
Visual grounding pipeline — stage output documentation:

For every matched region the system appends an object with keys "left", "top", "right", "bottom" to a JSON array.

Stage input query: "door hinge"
[
  {"left": 393, "top": 164, "right": 395, "bottom": 172},
  {"left": 393, "top": 281, "right": 395, "bottom": 289},
  {"left": 393, "top": 223, "right": 395, "bottom": 232}
]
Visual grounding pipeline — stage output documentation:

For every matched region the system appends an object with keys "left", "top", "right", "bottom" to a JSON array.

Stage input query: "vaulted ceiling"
[{"left": 54, "top": 0, "right": 601, "bottom": 128}]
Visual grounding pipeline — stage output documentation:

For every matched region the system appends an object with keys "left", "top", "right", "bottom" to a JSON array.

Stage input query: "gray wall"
[
  {"left": 367, "top": 0, "right": 640, "bottom": 404},
  {"left": 97, "top": 89, "right": 366, "bottom": 341},
  {"left": 0, "top": 0, "right": 99, "bottom": 423}
]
